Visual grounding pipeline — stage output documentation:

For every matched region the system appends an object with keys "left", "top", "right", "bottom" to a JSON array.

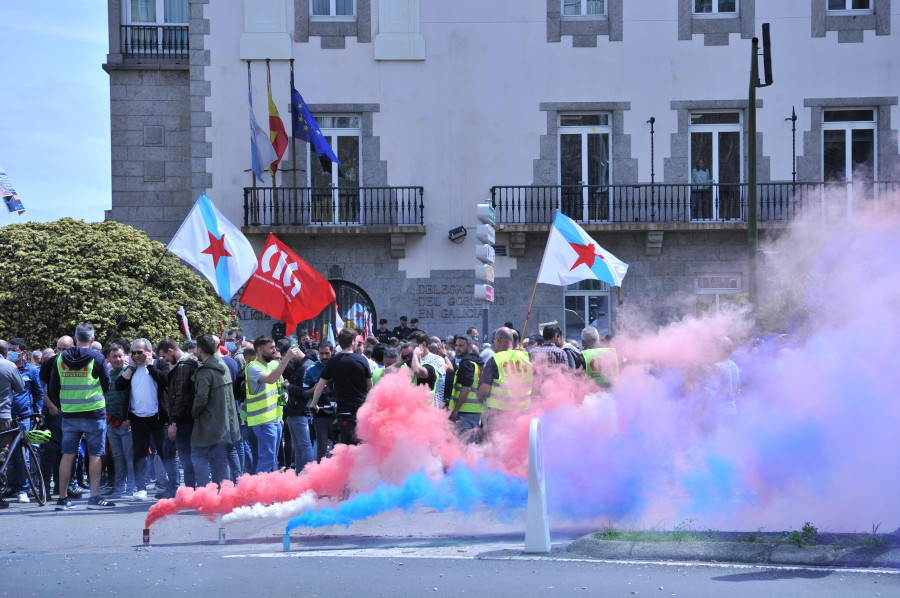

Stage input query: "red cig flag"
[{"left": 239, "top": 234, "right": 336, "bottom": 330}]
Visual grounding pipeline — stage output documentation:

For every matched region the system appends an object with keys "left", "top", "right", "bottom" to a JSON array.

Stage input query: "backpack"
[{"left": 563, "top": 346, "right": 585, "bottom": 370}]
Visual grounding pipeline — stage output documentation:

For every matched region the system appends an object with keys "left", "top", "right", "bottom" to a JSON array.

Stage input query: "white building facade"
[{"left": 104, "top": 0, "right": 899, "bottom": 340}]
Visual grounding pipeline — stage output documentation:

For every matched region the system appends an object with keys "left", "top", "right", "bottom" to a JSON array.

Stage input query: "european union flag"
[{"left": 290, "top": 72, "right": 341, "bottom": 175}]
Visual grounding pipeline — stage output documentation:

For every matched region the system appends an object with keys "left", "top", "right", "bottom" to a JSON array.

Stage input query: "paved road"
[{"left": 2, "top": 498, "right": 898, "bottom": 597}]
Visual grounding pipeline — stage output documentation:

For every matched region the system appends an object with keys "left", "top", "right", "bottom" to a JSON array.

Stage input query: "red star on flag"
[
  {"left": 201, "top": 231, "right": 232, "bottom": 268},
  {"left": 569, "top": 242, "right": 604, "bottom": 271}
]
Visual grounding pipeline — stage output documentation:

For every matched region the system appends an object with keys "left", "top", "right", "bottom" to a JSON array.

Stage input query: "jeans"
[
  {"left": 286, "top": 415, "right": 314, "bottom": 472},
  {"left": 313, "top": 416, "right": 332, "bottom": 462},
  {"left": 191, "top": 442, "right": 230, "bottom": 486},
  {"left": 240, "top": 424, "right": 257, "bottom": 475},
  {"left": 173, "top": 420, "right": 196, "bottom": 488},
  {"left": 130, "top": 414, "right": 169, "bottom": 491},
  {"left": 336, "top": 413, "right": 359, "bottom": 446},
  {"left": 161, "top": 434, "right": 178, "bottom": 492},
  {"left": 106, "top": 421, "right": 136, "bottom": 493},
  {"left": 249, "top": 421, "right": 280, "bottom": 473},
  {"left": 40, "top": 413, "right": 62, "bottom": 492},
  {"left": 226, "top": 443, "right": 240, "bottom": 482},
  {"left": 7, "top": 418, "right": 30, "bottom": 492},
  {"left": 61, "top": 417, "right": 106, "bottom": 456}
]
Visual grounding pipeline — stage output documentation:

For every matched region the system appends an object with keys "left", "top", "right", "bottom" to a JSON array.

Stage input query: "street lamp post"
[{"left": 786, "top": 106, "right": 797, "bottom": 183}]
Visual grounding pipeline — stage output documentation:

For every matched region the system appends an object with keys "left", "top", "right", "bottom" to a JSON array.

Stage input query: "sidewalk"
[{"left": 564, "top": 531, "right": 900, "bottom": 569}]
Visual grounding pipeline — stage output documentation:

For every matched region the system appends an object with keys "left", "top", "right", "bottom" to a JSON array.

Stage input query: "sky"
[{"left": 0, "top": 1, "right": 111, "bottom": 225}]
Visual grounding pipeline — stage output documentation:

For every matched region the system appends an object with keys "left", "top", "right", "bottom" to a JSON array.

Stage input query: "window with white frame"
[
  {"left": 562, "top": 0, "right": 607, "bottom": 17},
  {"left": 308, "top": 116, "right": 362, "bottom": 224},
  {"left": 125, "top": 0, "right": 188, "bottom": 25},
  {"left": 693, "top": 0, "right": 738, "bottom": 15},
  {"left": 564, "top": 280, "right": 611, "bottom": 340},
  {"left": 695, "top": 274, "right": 742, "bottom": 315},
  {"left": 826, "top": 0, "right": 872, "bottom": 12},
  {"left": 123, "top": 0, "right": 188, "bottom": 54},
  {"left": 311, "top": 0, "right": 355, "bottom": 19},
  {"left": 559, "top": 114, "right": 612, "bottom": 223}
]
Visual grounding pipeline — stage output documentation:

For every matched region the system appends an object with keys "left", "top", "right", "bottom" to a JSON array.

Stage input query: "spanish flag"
[{"left": 267, "top": 66, "right": 288, "bottom": 177}]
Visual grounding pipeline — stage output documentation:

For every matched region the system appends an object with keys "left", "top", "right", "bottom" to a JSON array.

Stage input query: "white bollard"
[{"left": 524, "top": 417, "right": 551, "bottom": 553}]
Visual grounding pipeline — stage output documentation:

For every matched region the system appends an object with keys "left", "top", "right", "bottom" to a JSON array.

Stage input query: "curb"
[{"left": 565, "top": 534, "right": 900, "bottom": 569}]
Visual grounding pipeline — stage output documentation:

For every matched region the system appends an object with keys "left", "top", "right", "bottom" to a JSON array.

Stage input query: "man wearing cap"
[
  {"left": 375, "top": 319, "right": 392, "bottom": 344},
  {"left": 410, "top": 318, "right": 424, "bottom": 337},
  {"left": 392, "top": 317, "right": 412, "bottom": 341}
]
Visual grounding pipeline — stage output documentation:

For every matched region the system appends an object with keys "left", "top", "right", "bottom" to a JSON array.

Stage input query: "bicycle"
[{"left": 0, "top": 413, "right": 49, "bottom": 506}]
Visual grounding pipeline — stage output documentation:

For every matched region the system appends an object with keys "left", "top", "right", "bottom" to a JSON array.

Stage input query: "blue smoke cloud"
[{"left": 285, "top": 462, "right": 527, "bottom": 533}]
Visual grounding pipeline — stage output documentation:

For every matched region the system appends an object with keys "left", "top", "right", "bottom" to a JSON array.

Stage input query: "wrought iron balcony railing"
[
  {"left": 490, "top": 181, "right": 900, "bottom": 225},
  {"left": 120, "top": 25, "right": 189, "bottom": 59},
  {"left": 243, "top": 186, "right": 424, "bottom": 227}
]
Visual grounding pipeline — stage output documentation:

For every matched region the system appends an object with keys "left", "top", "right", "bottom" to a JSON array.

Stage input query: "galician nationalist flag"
[
  {"left": 168, "top": 193, "right": 258, "bottom": 303},
  {"left": 536, "top": 211, "right": 629, "bottom": 287},
  {"left": 345, "top": 302, "right": 370, "bottom": 332}
]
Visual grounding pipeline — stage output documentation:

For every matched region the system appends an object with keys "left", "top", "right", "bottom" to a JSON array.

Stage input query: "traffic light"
[{"left": 760, "top": 23, "right": 773, "bottom": 87}]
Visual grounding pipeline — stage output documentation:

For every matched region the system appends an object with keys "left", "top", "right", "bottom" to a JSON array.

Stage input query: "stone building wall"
[{"left": 107, "top": 68, "right": 192, "bottom": 242}]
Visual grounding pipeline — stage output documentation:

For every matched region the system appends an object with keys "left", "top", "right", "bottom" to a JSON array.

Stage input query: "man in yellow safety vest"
[
  {"left": 245, "top": 335, "right": 299, "bottom": 472},
  {"left": 477, "top": 327, "right": 532, "bottom": 431},
  {"left": 580, "top": 326, "right": 619, "bottom": 390},
  {"left": 448, "top": 334, "right": 483, "bottom": 439},
  {"left": 48, "top": 323, "right": 114, "bottom": 510}
]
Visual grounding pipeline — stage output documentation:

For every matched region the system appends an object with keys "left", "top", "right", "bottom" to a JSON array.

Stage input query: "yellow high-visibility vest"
[
  {"left": 245, "top": 360, "right": 279, "bottom": 426},
  {"left": 449, "top": 360, "right": 483, "bottom": 413},
  {"left": 486, "top": 350, "right": 532, "bottom": 410},
  {"left": 57, "top": 358, "right": 105, "bottom": 413},
  {"left": 582, "top": 347, "right": 619, "bottom": 389}
]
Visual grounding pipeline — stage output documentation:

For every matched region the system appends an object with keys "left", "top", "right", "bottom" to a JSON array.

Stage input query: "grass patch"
[
  {"left": 783, "top": 522, "right": 818, "bottom": 547},
  {"left": 865, "top": 523, "right": 892, "bottom": 548},
  {"left": 593, "top": 519, "right": 713, "bottom": 543}
]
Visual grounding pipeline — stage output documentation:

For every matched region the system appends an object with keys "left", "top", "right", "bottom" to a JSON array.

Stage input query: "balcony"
[
  {"left": 120, "top": 25, "right": 189, "bottom": 59},
  {"left": 242, "top": 186, "right": 425, "bottom": 232},
  {"left": 490, "top": 181, "right": 900, "bottom": 229}
]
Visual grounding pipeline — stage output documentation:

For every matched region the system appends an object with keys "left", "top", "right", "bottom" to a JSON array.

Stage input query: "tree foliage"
[{"left": 0, "top": 218, "right": 233, "bottom": 347}]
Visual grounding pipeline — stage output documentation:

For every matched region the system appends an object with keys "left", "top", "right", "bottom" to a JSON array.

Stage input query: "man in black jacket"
[
  {"left": 391, "top": 316, "right": 412, "bottom": 341},
  {"left": 115, "top": 338, "right": 170, "bottom": 501},
  {"left": 283, "top": 343, "right": 316, "bottom": 472}
]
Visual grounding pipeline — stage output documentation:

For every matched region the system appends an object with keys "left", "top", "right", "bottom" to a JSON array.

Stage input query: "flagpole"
[
  {"left": 247, "top": 60, "right": 262, "bottom": 222},
  {"left": 102, "top": 245, "right": 171, "bottom": 350},
  {"left": 266, "top": 59, "right": 280, "bottom": 226},
  {"left": 520, "top": 209, "right": 561, "bottom": 348},
  {"left": 223, "top": 284, "right": 247, "bottom": 338},
  {"left": 290, "top": 60, "right": 298, "bottom": 219},
  {"left": 520, "top": 281, "right": 539, "bottom": 349}
]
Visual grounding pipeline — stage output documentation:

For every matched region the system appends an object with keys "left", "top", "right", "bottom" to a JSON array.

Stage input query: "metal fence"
[
  {"left": 490, "top": 181, "right": 900, "bottom": 225},
  {"left": 120, "top": 25, "right": 189, "bottom": 59},
  {"left": 243, "top": 186, "right": 425, "bottom": 227}
]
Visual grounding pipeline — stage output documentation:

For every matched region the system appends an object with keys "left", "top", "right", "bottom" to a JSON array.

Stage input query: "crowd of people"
[{"left": 1, "top": 316, "right": 736, "bottom": 512}]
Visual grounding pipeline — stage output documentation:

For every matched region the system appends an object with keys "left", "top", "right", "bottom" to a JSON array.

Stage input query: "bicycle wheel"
[{"left": 22, "top": 442, "right": 47, "bottom": 506}]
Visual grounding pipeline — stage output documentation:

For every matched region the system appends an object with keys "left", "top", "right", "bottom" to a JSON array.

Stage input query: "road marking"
[{"left": 225, "top": 546, "right": 900, "bottom": 575}]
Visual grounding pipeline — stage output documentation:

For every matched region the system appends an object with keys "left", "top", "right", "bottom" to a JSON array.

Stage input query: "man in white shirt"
[{"left": 115, "top": 338, "right": 170, "bottom": 500}]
